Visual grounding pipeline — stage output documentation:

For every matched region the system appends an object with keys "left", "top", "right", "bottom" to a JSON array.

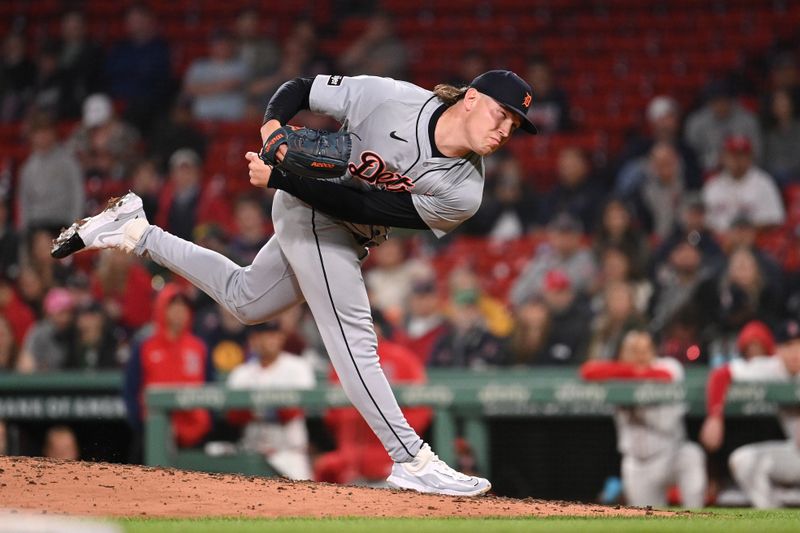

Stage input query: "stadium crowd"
[{"left": 1, "top": 2, "right": 800, "bottom": 507}]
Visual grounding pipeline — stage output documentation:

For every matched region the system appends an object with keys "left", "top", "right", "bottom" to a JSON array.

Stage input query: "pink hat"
[{"left": 44, "top": 288, "right": 75, "bottom": 315}]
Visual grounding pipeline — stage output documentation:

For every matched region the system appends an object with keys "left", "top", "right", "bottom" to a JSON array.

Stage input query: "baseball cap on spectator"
[
  {"left": 44, "top": 288, "right": 75, "bottom": 315},
  {"left": 737, "top": 320, "right": 775, "bottom": 356},
  {"left": 544, "top": 269, "right": 571, "bottom": 292},
  {"left": 646, "top": 96, "right": 678, "bottom": 122},
  {"left": 169, "top": 148, "right": 201, "bottom": 169},
  {"left": 775, "top": 320, "right": 800, "bottom": 344},
  {"left": 723, "top": 135, "right": 753, "bottom": 154},
  {"left": 547, "top": 212, "right": 583, "bottom": 234},
  {"left": 82, "top": 94, "right": 113, "bottom": 128}
]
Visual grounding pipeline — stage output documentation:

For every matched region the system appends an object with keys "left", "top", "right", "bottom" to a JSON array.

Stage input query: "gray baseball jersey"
[{"left": 309, "top": 74, "right": 484, "bottom": 243}]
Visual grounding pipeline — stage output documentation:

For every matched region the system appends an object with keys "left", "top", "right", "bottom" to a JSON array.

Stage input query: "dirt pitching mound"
[{"left": 0, "top": 456, "right": 673, "bottom": 519}]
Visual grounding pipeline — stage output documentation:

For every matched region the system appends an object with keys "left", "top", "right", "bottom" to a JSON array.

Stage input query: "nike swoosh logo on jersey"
[{"left": 389, "top": 131, "right": 408, "bottom": 143}]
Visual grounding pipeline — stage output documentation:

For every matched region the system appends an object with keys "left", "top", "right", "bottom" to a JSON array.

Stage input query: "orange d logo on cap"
[{"left": 523, "top": 92, "right": 532, "bottom": 108}]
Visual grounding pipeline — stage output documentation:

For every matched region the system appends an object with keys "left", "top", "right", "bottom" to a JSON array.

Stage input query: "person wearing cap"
[
  {"left": 702, "top": 134, "right": 785, "bottom": 233},
  {"left": 685, "top": 79, "right": 762, "bottom": 171},
  {"left": 225, "top": 319, "right": 315, "bottom": 480},
  {"left": 524, "top": 56, "right": 571, "bottom": 133},
  {"left": 615, "top": 95, "right": 701, "bottom": 195},
  {"left": 700, "top": 320, "right": 800, "bottom": 508},
  {"left": 152, "top": 148, "right": 203, "bottom": 241},
  {"left": 54, "top": 68, "right": 538, "bottom": 496},
  {"left": 510, "top": 211, "right": 597, "bottom": 308},
  {"left": 17, "top": 287, "right": 76, "bottom": 372},
  {"left": 67, "top": 92, "right": 141, "bottom": 181}
]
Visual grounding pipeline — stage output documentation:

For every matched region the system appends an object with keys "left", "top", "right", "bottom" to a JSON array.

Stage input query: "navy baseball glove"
[{"left": 259, "top": 126, "right": 352, "bottom": 179}]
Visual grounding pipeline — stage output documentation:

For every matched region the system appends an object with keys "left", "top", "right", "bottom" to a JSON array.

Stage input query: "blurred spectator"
[
  {"left": 428, "top": 287, "right": 505, "bottom": 369},
  {"left": 66, "top": 301, "right": 120, "bottom": 370},
  {"left": 90, "top": 249, "right": 153, "bottom": 333},
  {"left": 149, "top": 98, "right": 208, "bottom": 174},
  {"left": 524, "top": 56, "right": 571, "bottom": 134},
  {"left": 0, "top": 275, "right": 35, "bottom": 346},
  {"left": 226, "top": 320, "right": 315, "bottom": 480},
  {"left": 700, "top": 320, "right": 800, "bottom": 508},
  {"left": 652, "top": 193, "right": 724, "bottom": 271},
  {"left": 702, "top": 135, "right": 785, "bottom": 233},
  {"left": 365, "top": 238, "right": 427, "bottom": 321},
  {"left": 593, "top": 198, "right": 650, "bottom": 280},
  {"left": 759, "top": 52, "right": 800, "bottom": 124},
  {"left": 234, "top": 8, "right": 281, "bottom": 81},
  {"left": 338, "top": 11, "right": 408, "bottom": 79},
  {"left": 42, "top": 425, "right": 79, "bottom": 461},
  {"left": 0, "top": 315, "right": 19, "bottom": 372},
  {"left": 395, "top": 277, "right": 447, "bottom": 366},
  {"left": 0, "top": 420, "right": 6, "bottom": 455},
  {"left": 588, "top": 282, "right": 646, "bottom": 361},
  {"left": 649, "top": 239, "right": 716, "bottom": 363},
  {"left": 629, "top": 142, "right": 688, "bottom": 240},
  {"left": 57, "top": 10, "right": 104, "bottom": 118},
  {"left": 197, "top": 304, "right": 248, "bottom": 375},
  {"left": 248, "top": 20, "right": 329, "bottom": 102},
  {"left": 0, "top": 192, "right": 19, "bottom": 279},
  {"left": 0, "top": 33, "right": 35, "bottom": 122},
  {"left": 702, "top": 247, "right": 782, "bottom": 361},
  {"left": 30, "top": 41, "right": 74, "bottom": 120},
  {"left": 736, "top": 320, "right": 776, "bottom": 361},
  {"left": 581, "top": 331, "right": 706, "bottom": 509},
  {"left": 446, "top": 266, "right": 513, "bottom": 338},
  {"left": 228, "top": 195, "right": 271, "bottom": 266},
  {"left": 155, "top": 148, "right": 203, "bottom": 240},
  {"left": 68, "top": 93, "right": 141, "bottom": 182},
  {"left": 17, "top": 287, "right": 76, "bottom": 373},
  {"left": 536, "top": 270, "right": 592, "bottom": 365},
  {"left": 616, "top": 96, "right": 701, "bottom": 194},
  {"left": 719, "top": 214, "right": 783, "bottom": 295},
  {"left": 183, "top": 30, "right": 248, "bottom": 121},
  {"left": 762, "top": 89, "right": 800, "bottom": 184},
  {"left": 448, "top": 49, "right": 488, "bottom": 88},
  {"left": 539, "top": 147, "right": 602, "bottom": 230},
  {"left": 685, "top": 80, "right": 762, "bottom": 172},
  {"left": 16, "top": 266, "right": 47, "bottom": 318},
  {"left": 17, "top": 115, "right": 84, "bottom": 235},
  {"left": 129, "top": 158, "right": 162, "bottom": 222},
  {"left": 593, "top": 246, "right": 652, "bottom": 315},
  {"left": 25, "top": 227, "right": 72, "bottom": 290},
  {"left": 316, "top": 326, "right": 432, "bottom": 485},
  {"left": 510, "top": 212, "right": 597, "bottom": 307},
  {"left": 506, "top": 298, "right": 551, "bottom": 366},
  {"left": 123, "top": 284, "right": 213, "bottom": 456},
  {"left": 104, "top": 4, "right": 172, "bottom": 133},
  {"left": 464, "top": 156, "right": 539, "bottom": 239}
]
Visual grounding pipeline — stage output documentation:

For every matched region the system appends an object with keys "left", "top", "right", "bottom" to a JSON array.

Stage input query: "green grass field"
[{"left": 118, "top": 509, "right": 800, "bottom": 533}]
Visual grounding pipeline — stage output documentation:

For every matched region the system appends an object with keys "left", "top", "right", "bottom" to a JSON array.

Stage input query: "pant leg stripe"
[{"left": 311, "top": 209, "right": 413, "bottom": 458}]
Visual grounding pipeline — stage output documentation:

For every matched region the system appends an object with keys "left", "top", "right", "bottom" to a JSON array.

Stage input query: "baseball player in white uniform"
[
  {"left": 581, "top": 330, "right": 707, "bottom": 508},
  {"left": 700, "top": 320, "right": 800, "bottom": 508},
  {"left": 51, "top": 70, "right": 538, "bottom": 495}
]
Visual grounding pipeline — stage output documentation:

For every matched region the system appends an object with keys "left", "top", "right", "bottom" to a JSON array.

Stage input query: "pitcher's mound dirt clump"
[{"left": 0, "top": 456, "right": 671, "bottom": 518}]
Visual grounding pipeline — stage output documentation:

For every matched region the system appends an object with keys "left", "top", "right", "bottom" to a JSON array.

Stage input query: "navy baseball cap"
[{"left": 470, "top": 70, "right": 538, "bottom": 134}]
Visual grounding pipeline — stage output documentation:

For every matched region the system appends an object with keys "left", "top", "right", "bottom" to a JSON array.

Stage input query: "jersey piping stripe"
[
  {"left": 401, "top": 95, "right": 437, "bottom": 176},
  {"left": 410, "top": 159, "right": 469, "bottom": 184},
  {"left": 310, "top": 209, "right": 415, "bottom": 458}
]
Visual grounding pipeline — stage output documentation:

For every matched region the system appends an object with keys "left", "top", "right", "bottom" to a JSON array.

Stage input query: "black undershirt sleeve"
[
  {"left": 269, "top": 171, "right": 430, "bottom": 230},
  {"left": 262, "top": 77, "right": 314, "bottom": 125}
]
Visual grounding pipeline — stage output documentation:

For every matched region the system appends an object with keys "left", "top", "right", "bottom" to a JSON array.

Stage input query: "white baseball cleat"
[
  {"left": 51, "top": 191, "right": 149, "bottom": 259},
  {"left": 386, "top": 443, "right": 491, "bottom": 496}
]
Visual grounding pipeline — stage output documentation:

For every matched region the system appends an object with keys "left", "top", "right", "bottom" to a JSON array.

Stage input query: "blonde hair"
[{"left": 433, "top": 84, "right": 468, "bottom": 106}]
